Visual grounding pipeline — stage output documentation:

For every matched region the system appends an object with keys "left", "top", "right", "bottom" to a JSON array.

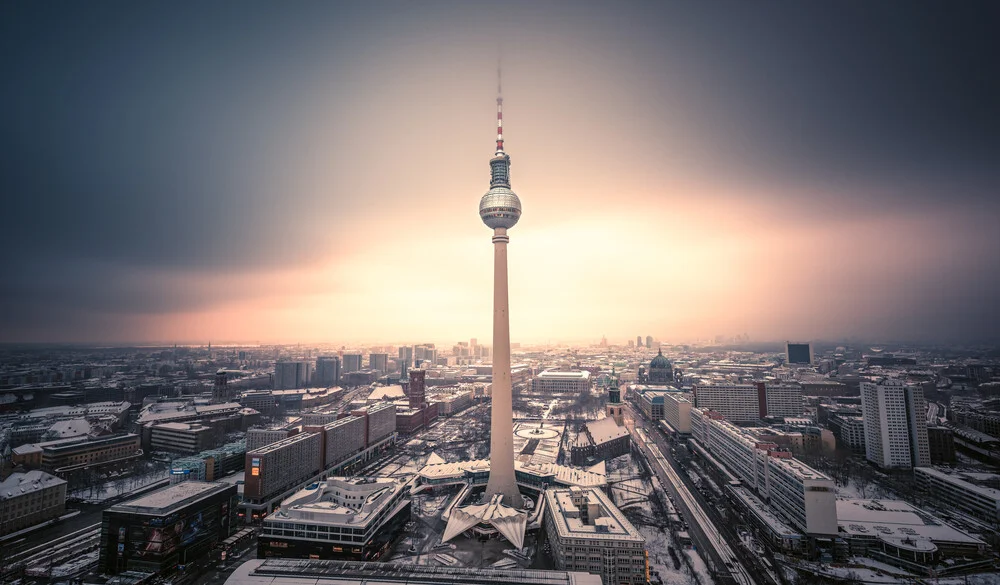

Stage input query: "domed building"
[{"left": 648, "top": 349, "right": 673, "bottom": 384}]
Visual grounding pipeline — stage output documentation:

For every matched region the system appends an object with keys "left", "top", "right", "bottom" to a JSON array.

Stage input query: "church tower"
[{"left": 606, "top": 367, "right": 624, "bottom": 426}]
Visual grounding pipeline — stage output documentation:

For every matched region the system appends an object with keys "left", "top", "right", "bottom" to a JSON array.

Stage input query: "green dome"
[{"left": 650, "top": 349, "right": 671, "bottom": 370}]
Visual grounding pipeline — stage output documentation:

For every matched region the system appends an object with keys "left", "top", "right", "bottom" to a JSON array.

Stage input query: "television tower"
[{"left": 480, "top": 63, "right": 523, "bottom": 508}]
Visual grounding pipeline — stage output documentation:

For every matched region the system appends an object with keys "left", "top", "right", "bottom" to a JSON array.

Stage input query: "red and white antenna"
[{"left": 496, "top": 61, "right": 504, "bottom": 153}]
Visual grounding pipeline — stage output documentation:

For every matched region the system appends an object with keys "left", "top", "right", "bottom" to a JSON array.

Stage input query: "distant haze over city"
[{"left": 2, "top": 2, "right": 998, "bottom": 344}]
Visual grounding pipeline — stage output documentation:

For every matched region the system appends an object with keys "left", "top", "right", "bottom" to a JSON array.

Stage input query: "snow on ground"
[
  {"left": 640, "top": 525, "right": 700, "bottom": 585},
  {"left": 683, "top": 546, "right": 713, "bottom": 585},
  {"left": 69, "top": 469, "right": 168, "bottom": 503}
]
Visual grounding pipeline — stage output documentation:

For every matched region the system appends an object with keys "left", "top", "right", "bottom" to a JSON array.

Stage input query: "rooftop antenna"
[{"left": 495, "top": 57, "right": 504, "bottom": 153}]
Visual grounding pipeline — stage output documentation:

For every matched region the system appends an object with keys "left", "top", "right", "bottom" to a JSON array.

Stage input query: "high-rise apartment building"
[
  {"left": 636, "top": 336, "right": 643, "bottom": 347},
  {"left": 274, "top": 361, "right": 312, "bottom": 390},
  {"left": 369, "top": 353, "right": 388, "bottom": 373},
  {"left": 341, "top": 353, "right": 363, "bottom": 373},
  {"left": 861, "top": 379, "right": 930, "bottom": 469},
  {"left": 315, "top": 356, "right": 341, "bottom": 387},
  {"left": 645, "top": 335, "right": 653, "bottom": 349},
  {"left": 398, "top": 346, "right": 413, "bottom": 372}
]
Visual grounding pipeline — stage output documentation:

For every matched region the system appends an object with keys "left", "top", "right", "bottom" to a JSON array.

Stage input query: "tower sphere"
[{"left": 480, "top": 186, "right": 521, "bottom": 230}]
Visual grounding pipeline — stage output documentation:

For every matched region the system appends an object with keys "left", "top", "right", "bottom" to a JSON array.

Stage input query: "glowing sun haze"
[{"left": 1, "top": 1, "right": 998, "bottom": 345}]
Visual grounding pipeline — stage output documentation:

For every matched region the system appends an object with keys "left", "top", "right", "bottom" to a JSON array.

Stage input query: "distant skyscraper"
[
  {"left": 341, "top": 354, "right": 362, "bottom": 373},
  {"left": 636, "top": 336, "right": 643, "bottom": 348},
  {"left": 479, "top": 65, "right": 523, "bottom": 509},
  {"left": 369, "top": 353, "right": 388, "bottom": 373},
  {"left": 861, "top": 379, "right": 930, "bottom": 469},
  {"left": 786, "top": 342, "right": 813, "bottom": 365},
  {"left": 645, "top": 335, "right": 653, "bottom": 349},
  {"left": 399, "top": 345, "right": 413, "bottom": 373},
  {"left": 315, "top": 356, "right": 341, "bottom": 387},
  {"left": 628, "top": 339, "right": 634, "bottom": 348},
  {"left": 274, "top": 360, "right": 311, "bottom": 390}
]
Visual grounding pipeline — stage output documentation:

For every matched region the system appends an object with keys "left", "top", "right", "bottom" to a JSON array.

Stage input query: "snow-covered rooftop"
[
  {"left": 545, "top": 486, "right": 644, "bottom": 543},
  {"left": 837, "top": 499, "right": 984, "bottom": 550},
  {"left": 584, "top": 416, "right": 629, "bottom": 445},
  {"left": 111, "top": 480, "right": 231, "bottom": 514},
  {"left": 0, "top": 469, "right": 66, "bottom": 500}
]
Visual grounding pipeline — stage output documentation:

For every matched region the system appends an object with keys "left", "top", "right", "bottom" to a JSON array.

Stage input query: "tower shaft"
[{"left": 484, "top": 227, "right": 522, "bottom": 508}]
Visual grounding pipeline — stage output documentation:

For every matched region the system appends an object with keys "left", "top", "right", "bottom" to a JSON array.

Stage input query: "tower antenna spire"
[{"left": 496, "top": 59, "right": 504, "bottom": 153}]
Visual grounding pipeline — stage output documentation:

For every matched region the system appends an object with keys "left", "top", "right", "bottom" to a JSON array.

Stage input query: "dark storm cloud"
[{"left": 1, "top": 1, "right": 998, "bottom": 342}]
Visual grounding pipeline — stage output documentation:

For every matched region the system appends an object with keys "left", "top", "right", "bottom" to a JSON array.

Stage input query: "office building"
[
  {"left": 369, "top": 353, "right": 388, "bottom": 373},
  {"left": 149, "top": 422, "right": 217, "bottom": 454},
  {"left": 99, "top": 481, "right": 237, "bottom": 575},
  {"left": 837, "top": 499, "right": 986, "bottom": 571},
  {"left": 532, "top": 370, "right": 591, "bottom": 394},
  {"left": 692, "top": 383, "right": 802, "bottom": 422},
  {"left": 12, "top": 432, "right": 142, "bottom": 476},
  {"left": 258, "top": 477, "right": 410, "bottom": 561},
  {"left": 246, "top": 428, "right": 292, "bottom": 451},
  {"left": 244, "top": 432, "right": 323, "bottom": 501},
  {"left": 661, "top": 392, "right": 693, "bottom": 435},
  {"left": 691, "top": 408, "right": 838, "bottom": 537},
  {"left": 786, "top": 342, "right": 813, "bottom": 365},
  {"left": 0, "top": 470, "right": 67, "bottom": 536},
  {"left": 341, "top": 354, "right": 363, "bottom": 374},
  {"left": 636, "top": 336, "right": 643, "bottom": 348},
  {"left": 828, "top": 414, "right": 866, "bottom": 454},
  {"left": 543, "top": 486, "right": 648, "bottom": 585},
  {"left": 350, "top": 402, "right": 396, "bottom": 447},
  {"left": 274, "top": 361, "right": 312, "bottom": 390},
  {"left": 927, "top": 426, "right": 956, "bottom": 464},
  {"left": 861, "top": 379, "right": 930, "bottom": 469},
  {"left": 315, "top": 356, "right": 341, "bottom": 387},
  {"left": 398, "top": 346, "right": 413, "bottom": 372},
  {"left": 318, "top": 416, "right": 367, "bottom": 468},
  {"left": 914, "top": 467, "right": 1000, "bottom": 527}
]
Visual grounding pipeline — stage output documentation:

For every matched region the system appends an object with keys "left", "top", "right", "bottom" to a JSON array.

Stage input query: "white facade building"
[
  {"left": 690, "top": 408, "right": 838, "bottom": 537},
  {"left": 861, "top": 379, "right": 930, "bottom": 469},
  {"left": 662, "top": 392, "right": 693, "bottom": 433},
  {"left": 533, "top": 370, "right": 592, "bottom": 394}
]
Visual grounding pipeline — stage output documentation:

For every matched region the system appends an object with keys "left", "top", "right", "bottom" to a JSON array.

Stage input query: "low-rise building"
[
  {"left": 543, "top": 486, "right": 647, "bottom": 585},
  {"left": 99, "top": 481, "right": 237, "bottom": 575},
  {"left": 532, "top": 370, "right": 591, "bottom": 394},
  {"left": 914, "top": 467, "right": 1000, "bottom": 527},
  {"left": 0, "top": 470, "right": 67, "bottom": 536},
  {"left": 570, "top": 417, "right": 630, "bottom": 465},
  {"left": 837, "top": 499, "right": 987, "bottom": 572},
  {"left": 258, "top": 477, "right": 410, "bottom": 561}
]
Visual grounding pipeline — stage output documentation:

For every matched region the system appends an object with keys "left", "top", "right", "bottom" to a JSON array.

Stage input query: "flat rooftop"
[
  {"left": 225, "top": 559, "right": 603, "bottom": 585},
  {"left": 545, "top": 486, "right": 644, "bottom": 542},
  {"left": 837, "top": 499, "right": 984, "bottom": 548},
  {"left": 108, "top": 481, "right": 232, "bottom": 515}
]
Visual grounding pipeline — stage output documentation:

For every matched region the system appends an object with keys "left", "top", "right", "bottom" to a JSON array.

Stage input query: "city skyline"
[{"left": 2, "top": 1, "right": 998, "bottom": 345}]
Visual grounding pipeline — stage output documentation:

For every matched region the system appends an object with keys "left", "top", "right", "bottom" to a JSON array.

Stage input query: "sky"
[{"left": 1, "top": 1, "right": 998, "bottom": 346}]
